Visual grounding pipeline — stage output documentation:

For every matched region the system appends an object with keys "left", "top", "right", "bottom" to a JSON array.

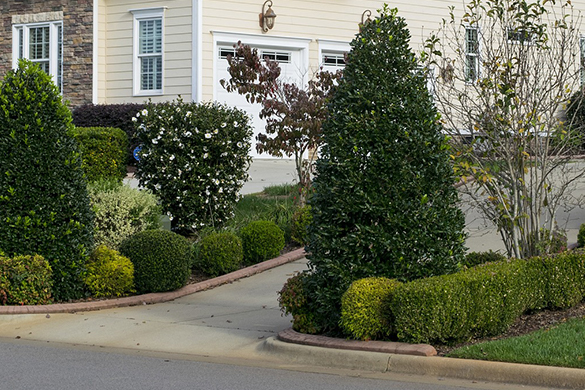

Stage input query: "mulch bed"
[{"left": 434, "top": 302, "right": 585, "bottom": 356}]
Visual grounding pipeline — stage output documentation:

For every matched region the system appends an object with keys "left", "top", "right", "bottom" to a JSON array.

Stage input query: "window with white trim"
[
  {"left": 464, "top": 26, "right": 479, "bottom": 82},
  {"left": 321, "top": 51, "right": 346, "bottom": 68},
  {"left": 132, "top": 8, "right": 164, "bottom": 95},
  {"left": 13, "top": 21, "right": 63, "bottom": 92}
]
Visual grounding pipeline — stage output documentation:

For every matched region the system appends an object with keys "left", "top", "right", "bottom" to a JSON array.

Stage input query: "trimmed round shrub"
[
  {"left": 462, "top": 250, "right": 506, "bottom": 268},
  {"left": 134, "top": 98, "right": 253, "bottom": 233},
  {"left": 240, "top": 220, "right": 285, "bottom": 265},
  {"left": 84, "top": 245, "right": 135, "bottom": 298},
  {"left": 291, "top": 205, "right": 312, "bottom": 246},
  {"left": 71, "top": 126, "right": 128, "bottom": 182},
  {"left": 0, "top": 60, "right": 94, "bottom": 301},
  {"left": 0, "top": 254, "right": 53, "bottom": 305},
  {"left": 196, "top": 231, "right": 243, "bottom": 277},
  {"left": 119, "top": 230, "right": 191, "bottom": 293},
  {"left": 278, "top": 272, "right": 319, "bottom": 334},
  {"left": 88, "top": 180, "right": 161, "bottom": 250},
  {"left": 340, "top": 277, "right": 402, "bottom": 341}
]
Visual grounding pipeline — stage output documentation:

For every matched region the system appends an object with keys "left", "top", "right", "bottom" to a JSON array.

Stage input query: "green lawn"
[
  {"left": 223, "top": 184, "right": 300, "bottom": 240},
  {"left": 448, "top": 317, "right": 585, "bottom": 368}
]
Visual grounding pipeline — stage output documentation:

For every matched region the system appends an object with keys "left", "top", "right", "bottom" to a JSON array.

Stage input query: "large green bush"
[
  {"left": 340, "top": 277, "right": 402, "bottom": 341},
  {"left": 71, "top": 127, "right": 128, "bottom": 182},
  {"left": 0, "top": 60, "right": 94, "bottom": 301},
  {"left": 196, "top": 231, "right": 243, "bottom": 277},
  {"left": 291, "top": 205, "right": 312, "bottom": 246},
  {"left": 0, "top": 254, "right": 53, "bottom": 305},
  {"left": 119, "top": 230, "right": 191, "bottom": 293},
  {"left": 240, "top": 220, "right": 285, "bottom": 265},
  {"left": 134, "top": 98, "right": 253, "bottom": 233},
  {"left": 84, "top": 245, "right": 135, "bottom": 298},
  {"left": 305, "top": 6, "right": 466, "bottom": 333},
  {"left": 88, "top": 180, "right": 161, "bottom": 250}
]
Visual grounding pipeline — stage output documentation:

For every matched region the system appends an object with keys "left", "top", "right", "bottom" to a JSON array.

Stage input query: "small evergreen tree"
[
  {"left": 305, "top": 6, "right": 467, "bottom": 333},
  {"left": 0, "top": 60, "right": 94, "bottom": 301}
]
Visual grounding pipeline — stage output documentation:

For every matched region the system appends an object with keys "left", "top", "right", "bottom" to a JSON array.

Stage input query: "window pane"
[
  {"left": 141, "top": 56, "right": 162, "bottom": 90},
  {"left": 57, "top": 24, "right": 63, "bottom": 92},
  {"left": 139, "top": 19, "right": 162, "bottom": 55},
  {"left": 29, "top": 26, "right": 50, "bottom": 61},
  {"left": 17, "top": 27, "right": 24, "bottom": 59}
]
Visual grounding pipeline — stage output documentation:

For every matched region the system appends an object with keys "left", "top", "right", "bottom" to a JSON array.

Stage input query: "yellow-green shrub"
[
  {"left": 340, "top": 277, "right": 401, "bottom": 340},
  {"left": 0, "top": 254, "right": 53, "bottom": 305},
  {"left": 240, "top": 220, "right": 285, "bottom": 265},
  {"left": 84, "top": 245, "right": 135, "bottom": 298}
]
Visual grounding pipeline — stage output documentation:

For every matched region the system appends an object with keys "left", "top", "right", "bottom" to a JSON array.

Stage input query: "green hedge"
[
  {"left": 71, "top": 127, "right": 128, "bottom": 182},
  {"left": 341, "top": 251, "right": 585, "bottom": 344}
]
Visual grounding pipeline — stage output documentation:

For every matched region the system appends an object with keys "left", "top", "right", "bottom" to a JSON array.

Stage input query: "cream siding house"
[{"left": 4, "top": 1, "right": 585, "bottom": 156}]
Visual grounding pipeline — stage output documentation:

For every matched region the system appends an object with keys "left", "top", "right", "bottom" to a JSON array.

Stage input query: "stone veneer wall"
[{"left": 0, "top": 0, "right": 93, "bottom": 108}]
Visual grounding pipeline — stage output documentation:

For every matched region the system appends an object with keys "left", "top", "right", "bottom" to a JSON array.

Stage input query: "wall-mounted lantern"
[
  {"left": 259, "top": 0, "right": 277, "bottom": 33},
  {"left": 360, "top": 9, "right": 372, "bottom": 29}
]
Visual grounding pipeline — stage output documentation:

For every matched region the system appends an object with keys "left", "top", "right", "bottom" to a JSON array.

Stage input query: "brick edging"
[
  {"left": 0, "top": 248, "right": 307, "bottom": 315},
  {"left": 277, "top": 328, "right": 437, "bottom": 357}
]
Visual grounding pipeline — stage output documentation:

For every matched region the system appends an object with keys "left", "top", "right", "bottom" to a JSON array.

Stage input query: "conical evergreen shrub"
[
  {"left": 0, "top": 60, "right": 94, "bottom": 301},
  {"left": 305, "top": 6, "right": 467, "bottom": 333}
]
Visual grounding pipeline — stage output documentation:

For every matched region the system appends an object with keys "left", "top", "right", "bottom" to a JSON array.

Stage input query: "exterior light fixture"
[
  {"left": 259, "top": 0, "right": 277, "bottom": 33},
  {"left": 360, "top": 9, "right": 372, "bottom": 30}
]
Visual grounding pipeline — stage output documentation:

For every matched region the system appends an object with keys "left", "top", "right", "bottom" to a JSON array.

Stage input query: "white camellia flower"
[
  {"left": 214, "top": 129, "right": 219, "bottom": 134},
  {"left": 205, "top": 133, "right": 211, "bottom": 139},
  {"left": 203, "top": 153, "right": 209, "bottom": 159},
  {"left": 141, "top": 109, "right": 148, "bottom": 116},
  {"left": 221, "top": 122, "right": 227, "bottom": 128},
  {"left": 132, "top": 117, "right": 137, "bottom": 122}
]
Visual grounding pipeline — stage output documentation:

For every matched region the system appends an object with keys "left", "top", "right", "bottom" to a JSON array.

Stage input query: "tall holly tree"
[
  {"left": 0, "top": 60, "right": 94, "bottom": 301},
  {"left": 305, "top": 6, "right": 467, "bottom": 333}
]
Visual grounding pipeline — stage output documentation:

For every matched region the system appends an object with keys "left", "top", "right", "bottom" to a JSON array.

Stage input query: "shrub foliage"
[
  {"left": 340, "top": 277, "right": 402, "bottom": 341},
  {"left": 84, "top": 245, "right": 135, "bottom": 298},
  {"left": 278, "top": 272, "right": 319, "bottom": 334},
  {"left": 240, "top": 220, "right": 285, "bottom": 265},
  {"left": 88, "top": 180, "right": 161, "bottom": 250},
  {"left": 304, "top": 6, "right": 466, "bottom": 333},
  {"left": 0, "top": 254, "right": 53, "bottom": 305},
  {"left": 134, "top": 98, "right": 253, "bottom": 232},
  {"left": 0, "top": 60, "right": 94, "bottom": 301},
  {"left": 196, "top": 231, "right": 243, "bottom": 277},
  {"left": 340, "top": 251, "right": 585, "bottom": 344},
  {"left": 119, "top": 230, "right": 191, "bottom": 293},
  {"left": 71, "top": 127, "right": 128, "bottom": 182}
]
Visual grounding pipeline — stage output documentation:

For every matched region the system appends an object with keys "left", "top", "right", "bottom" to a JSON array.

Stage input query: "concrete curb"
[
  {"left": 0, "top": 248, "right": 306, "bottom": 315},
  {"left": 277, "top": 328, "right": 437, "bottom": 356},
  {"left": 261, "top": 337, "right": 585, "bottom": 389}
]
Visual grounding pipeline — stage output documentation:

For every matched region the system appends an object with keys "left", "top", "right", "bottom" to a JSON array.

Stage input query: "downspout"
[
  {"left": 92, "top": 0, "right": 98, "bottom": 103},
  {"left": 192, "top": 0, "right": 202, "bottom": 102}
]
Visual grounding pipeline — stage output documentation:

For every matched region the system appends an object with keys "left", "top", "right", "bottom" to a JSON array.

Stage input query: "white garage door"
[{"left": 215, "top": 45, "right": 305, "bottom": 158}]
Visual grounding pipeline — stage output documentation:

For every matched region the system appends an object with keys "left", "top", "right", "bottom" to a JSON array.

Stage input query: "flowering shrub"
[{"left": 134, "top": 98, "right": 253, "bottom": 232}]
